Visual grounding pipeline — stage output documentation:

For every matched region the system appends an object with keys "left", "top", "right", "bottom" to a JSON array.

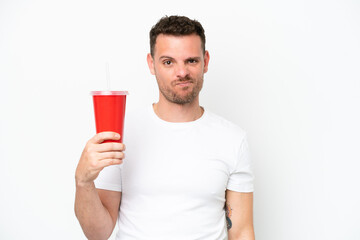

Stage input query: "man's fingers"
[
  {"left": 90, "top": 132, "right": 121, "bottom": 144},
  {"left": 96, "top": 142, "right": 126, "bottom": 152},
  {"left": 97, "top": 159, "right": 123, "bottom": 169},
  {"left": 98, "top": 151, "right": 125, "bottom": 160}
]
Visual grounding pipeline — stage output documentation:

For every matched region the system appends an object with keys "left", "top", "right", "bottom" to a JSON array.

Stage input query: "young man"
[{"left": 75, "top": 16, "right": 254, "bottom": 240}]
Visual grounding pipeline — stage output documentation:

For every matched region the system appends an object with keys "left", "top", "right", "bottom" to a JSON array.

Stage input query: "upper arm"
[
  {"left": 97, "top": 189, "right": 122, "bottom": 228},
  {"left": 225, "top": 190, "right": 254, "bottom": 240}
]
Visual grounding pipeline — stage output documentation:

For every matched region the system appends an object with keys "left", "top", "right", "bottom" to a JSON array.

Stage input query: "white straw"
[{"left": 106, "top": 62, "right": 110, "bottom": 91}]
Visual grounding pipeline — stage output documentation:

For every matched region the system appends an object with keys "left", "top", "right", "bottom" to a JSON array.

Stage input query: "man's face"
[{"left": 147, "top": 34, "right": 210, "bottom": 105}]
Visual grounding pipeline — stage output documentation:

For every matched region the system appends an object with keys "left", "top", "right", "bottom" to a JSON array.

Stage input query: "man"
[{"left": 75, "top": 15, "right": 254, "bottom": 240}]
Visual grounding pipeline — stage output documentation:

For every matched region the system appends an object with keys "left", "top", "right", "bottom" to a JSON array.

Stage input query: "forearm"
[
  {"left": 228, "top": 225, "right": 255, "bottom": 240},
  {"left": 226, "top": 191, "right": 255, "bottom": 240},
  {"left": 75, "top": 181, "right": 115, "bottom": 240}
]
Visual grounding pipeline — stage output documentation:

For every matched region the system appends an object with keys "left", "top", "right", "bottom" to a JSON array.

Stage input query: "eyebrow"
[
  {"left": 158, "top": 56, "right": 201, "bottom": 61},
  {"left": 159, "top": 56, "right": 175, "bottom": 61},
  {"left": 186, "top": 57, "right": 201, "bottom": 61}
]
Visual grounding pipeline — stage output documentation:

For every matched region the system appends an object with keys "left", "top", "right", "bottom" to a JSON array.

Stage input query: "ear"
[
  {"left": 203, "top": 50, "right": 210, "bottom": 73},
  {"left": 147, "top": 53, "right": 155, "bottom": 75}
]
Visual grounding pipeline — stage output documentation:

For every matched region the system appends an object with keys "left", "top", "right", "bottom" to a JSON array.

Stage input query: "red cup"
[{"left": 91, "top": 91, "right": 129, "bottom": 143}]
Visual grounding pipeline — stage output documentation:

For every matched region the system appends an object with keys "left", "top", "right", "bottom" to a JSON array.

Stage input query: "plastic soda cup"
[{"left": 90, "top": 91, "right": 129, "bottom": 143}]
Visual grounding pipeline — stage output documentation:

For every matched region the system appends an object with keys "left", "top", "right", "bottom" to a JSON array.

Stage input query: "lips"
[{"left": 176, "top": 81, "right": 193, "bottom": 87}]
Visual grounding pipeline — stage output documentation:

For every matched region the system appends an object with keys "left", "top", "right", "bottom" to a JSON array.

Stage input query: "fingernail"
[{"left": 115, "top": 134, "right": 120, "bottom": 138}]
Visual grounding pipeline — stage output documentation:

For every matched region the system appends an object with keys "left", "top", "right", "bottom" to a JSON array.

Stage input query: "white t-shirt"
[{"left": 95, "top": 106, "right": 254, "bottom": 240}]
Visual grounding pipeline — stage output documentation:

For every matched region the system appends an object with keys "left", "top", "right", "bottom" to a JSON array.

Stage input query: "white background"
[{"left": 1, "top": 0, "right": 359, "bottom": 239}]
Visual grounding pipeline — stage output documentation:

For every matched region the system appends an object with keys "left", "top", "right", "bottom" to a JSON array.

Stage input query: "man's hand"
[{"left": 75, "top": 132, "right": 125, "bottom": 187}]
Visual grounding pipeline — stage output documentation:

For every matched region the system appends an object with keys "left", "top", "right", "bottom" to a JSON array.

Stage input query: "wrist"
[{"left": 75, "top": 178, "right": 95, "bottom": 189}]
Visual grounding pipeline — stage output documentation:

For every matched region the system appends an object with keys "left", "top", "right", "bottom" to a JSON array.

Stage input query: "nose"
[{"left": 175, "top": 63, "right": 189, "bottom": 79}]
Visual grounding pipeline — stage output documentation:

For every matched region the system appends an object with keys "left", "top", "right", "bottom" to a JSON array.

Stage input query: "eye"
[
  {"left": 163, "top": 60, "right": 172, "bottom": 65},
  {"left": 188, "top": 59, "right": 198, "bottom": 64}
]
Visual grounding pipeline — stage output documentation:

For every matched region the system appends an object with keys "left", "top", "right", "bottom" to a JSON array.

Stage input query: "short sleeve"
[
  {"left": 94, "top": 164, "right": 122, "bottom": 192},
  {"left": 227, "top": 136, "right": 254, "bottom": 192}
]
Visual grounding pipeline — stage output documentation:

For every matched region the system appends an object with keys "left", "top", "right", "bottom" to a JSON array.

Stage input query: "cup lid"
[{"left": 90, "top": 91, "right": 129, "bottom": 95}]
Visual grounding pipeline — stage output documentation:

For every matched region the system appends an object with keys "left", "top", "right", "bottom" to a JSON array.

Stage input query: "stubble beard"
[{"left": 157, "top": 75, "right": 204, "bottom": 105}]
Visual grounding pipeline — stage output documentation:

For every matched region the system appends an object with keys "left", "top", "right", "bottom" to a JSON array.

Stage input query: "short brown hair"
[{"left": 149, "top": 15, "right": 206, "bottom": 57}]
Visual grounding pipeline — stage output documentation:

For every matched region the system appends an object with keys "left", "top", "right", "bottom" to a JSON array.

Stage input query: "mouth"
[{"left": 176, "top": 81, "right": 193, "bottom": 87}]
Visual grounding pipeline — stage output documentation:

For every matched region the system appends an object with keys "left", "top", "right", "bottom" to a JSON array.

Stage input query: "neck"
[{"left": 153, "top": 97, "right": 204, "bottom": 123}]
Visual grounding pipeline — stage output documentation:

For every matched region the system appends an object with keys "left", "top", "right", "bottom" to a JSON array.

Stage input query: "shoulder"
[{"left": 203, "top": 109, "right": 247, "bottom": 143}]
